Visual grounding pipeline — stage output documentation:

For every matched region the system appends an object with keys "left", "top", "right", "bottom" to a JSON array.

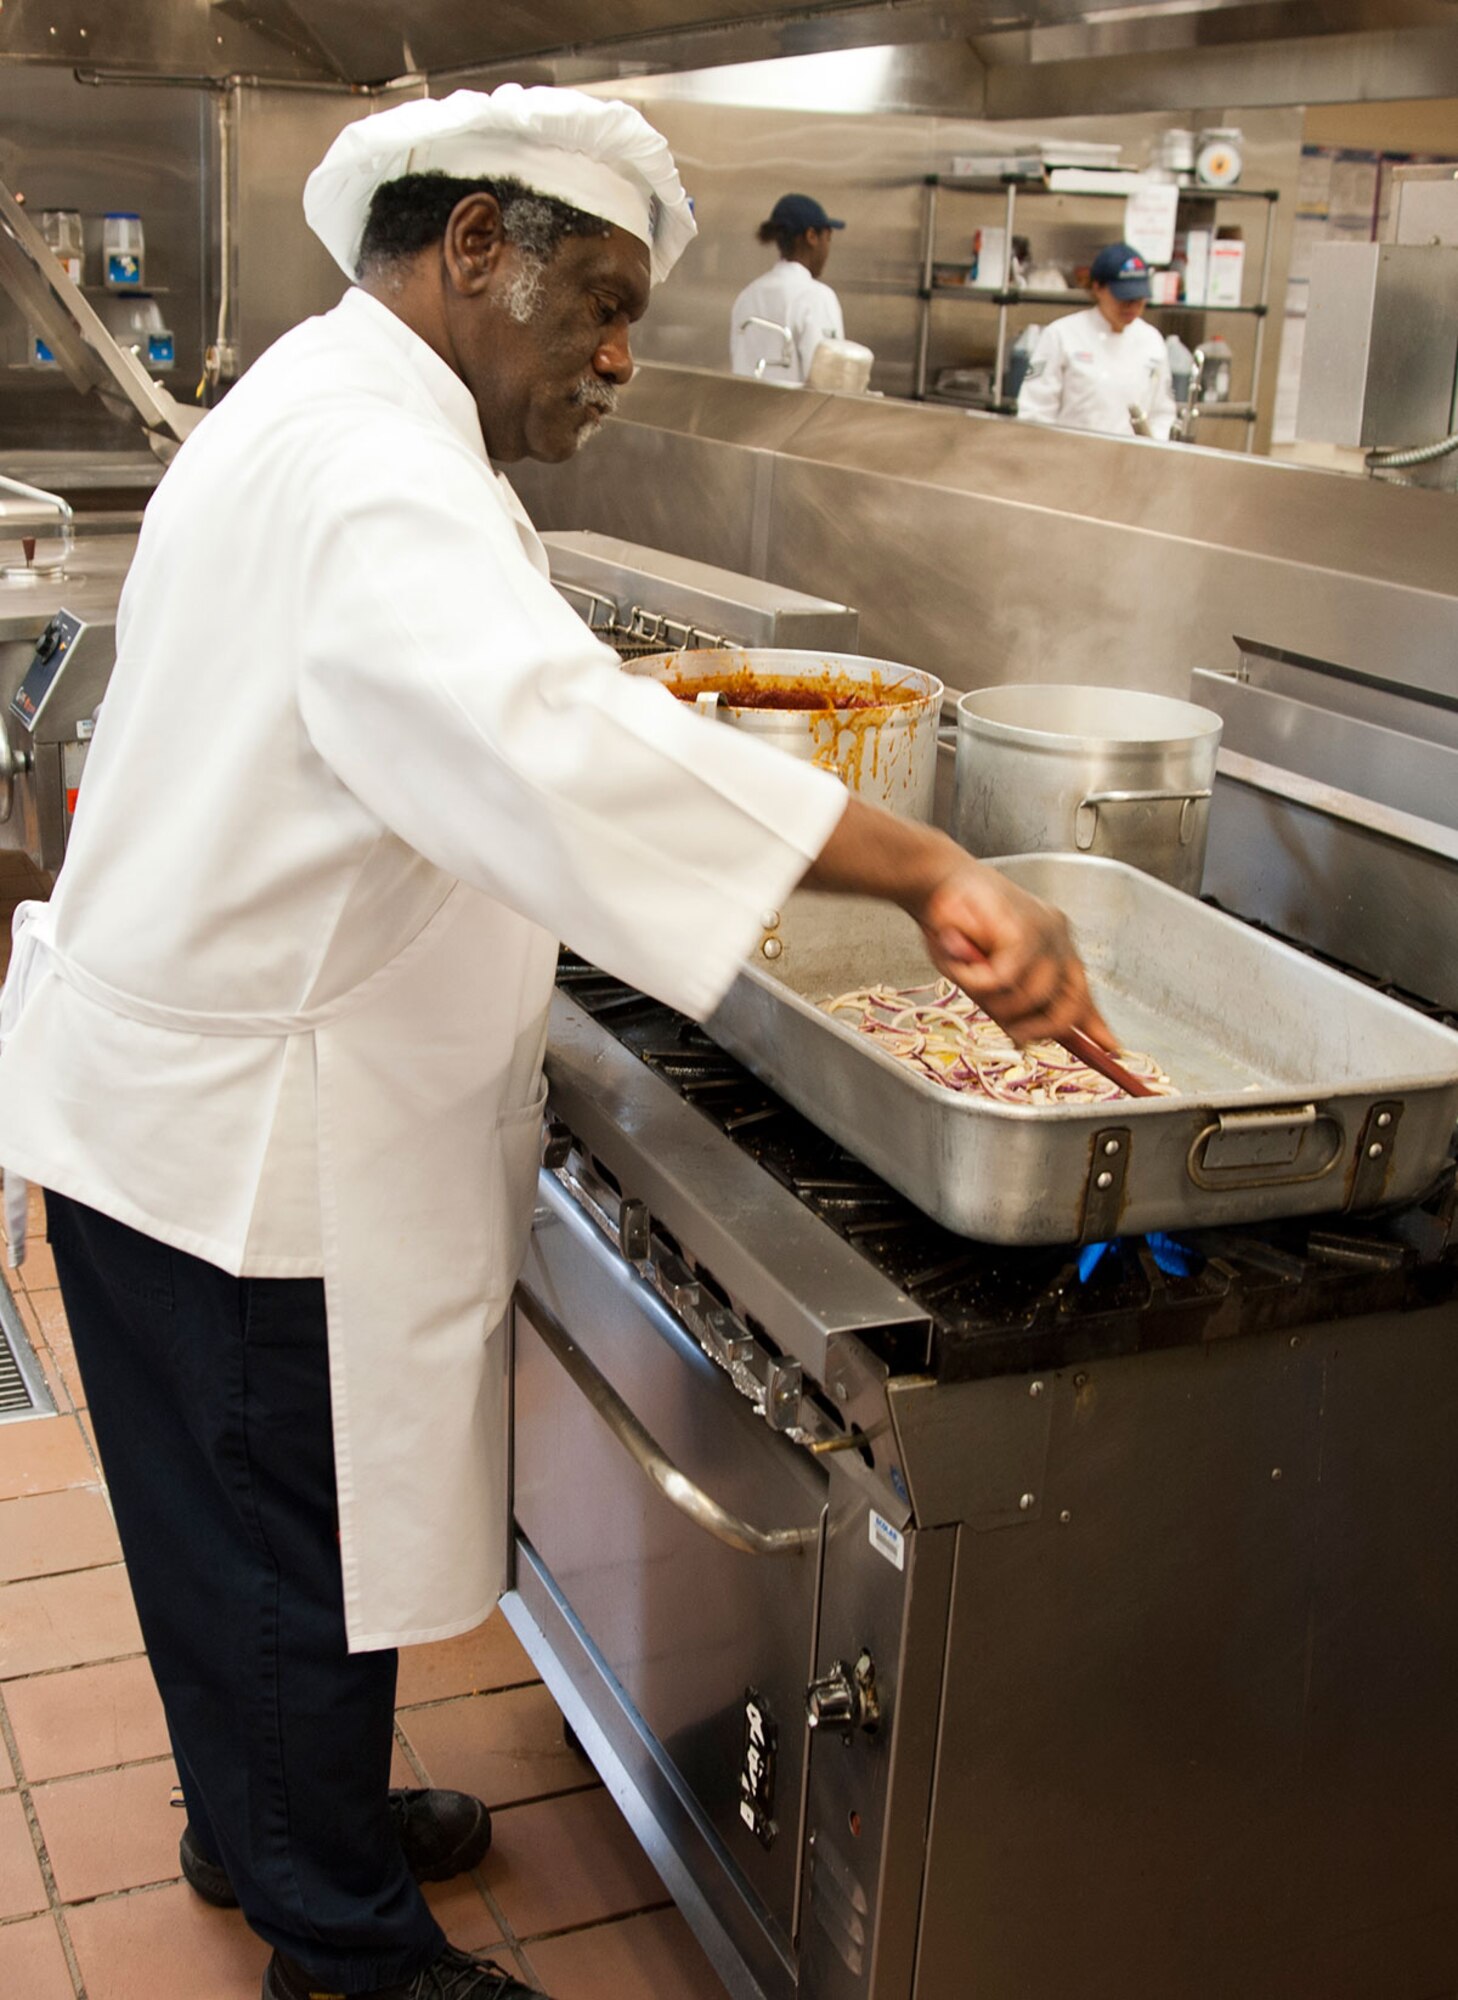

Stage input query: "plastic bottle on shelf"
[
  {"left": 102, "top": 212, "right": 145, "bottom": 290},
  {"left": 29, "top": 210, "right": 84, "bottom": 366}
]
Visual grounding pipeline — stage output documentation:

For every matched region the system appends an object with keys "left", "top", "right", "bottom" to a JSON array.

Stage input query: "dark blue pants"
[{"left": 45, "top": 1190, "right": 445, "bottom": 1989}]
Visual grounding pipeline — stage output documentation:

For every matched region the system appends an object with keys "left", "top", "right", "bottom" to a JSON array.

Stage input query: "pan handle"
[
  {"left": 1186, "top": 1105, "right": 1344, "bottom": 1190},
  {"left": 514, "top": 1282, "right": 818, "bottom": 1560},
  {"left": 1076, "top": 787, "right": 1213, "bottom": 850}
]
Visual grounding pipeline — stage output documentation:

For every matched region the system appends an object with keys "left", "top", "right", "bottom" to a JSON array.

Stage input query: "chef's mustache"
[{"left": 572, "top": 377, "right": 618, "bottom": 418}]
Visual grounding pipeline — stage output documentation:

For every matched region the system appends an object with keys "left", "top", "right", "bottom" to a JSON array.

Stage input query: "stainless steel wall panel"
[
  {"left": 515, "top": 366, "right": 1458, "bottom": 706},
  {"left": 231, "top": 81, "right": 424, "bottom": 367},
  {"left": 913, "top": 1308, "right": 1458, "bottom": 2000},
  {"left": 511, "top": 426, "right": 765, "bottom": 581},
  {"left": 0, "top": 66, "right": 208, "bottom": 449}
]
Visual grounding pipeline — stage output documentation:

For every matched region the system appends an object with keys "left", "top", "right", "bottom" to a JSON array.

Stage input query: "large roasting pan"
[{"left": 707, "top": 853, "right": 1458, "bottom": 1245}]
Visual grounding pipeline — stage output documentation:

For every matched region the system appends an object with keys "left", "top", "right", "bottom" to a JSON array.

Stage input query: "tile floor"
[{"left": 0, "top": 1186, "right": 733, "bottom": 1999}]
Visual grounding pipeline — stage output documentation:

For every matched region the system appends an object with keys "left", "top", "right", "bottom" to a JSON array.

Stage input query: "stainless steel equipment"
[
  {"left": 506, "top": 538, "right": 1458, "bottom": 2000},
  {"left": 707, "top": 860, "right": 1458, "bottom": 1244},
  {"left": 952, "top": 683, "right": 1222, "bottom": 893},
  {"left": 545, "top": 531, "right": 858, "bottom": 657},
  {"left": 625, "top": 648, "right": 943, "bottom": 821},
  {"left": 1198, "top": 635, "right": 1458, "bottom": 1013},
  {"left": 2, "top": 609, "right": 116, "bottom": 873},
  {"left": 512, "top": 947, "right": 1458, "bottom": 2000},
  {"left": 0, "top": 178, "right": 202, "bottom": 466}
]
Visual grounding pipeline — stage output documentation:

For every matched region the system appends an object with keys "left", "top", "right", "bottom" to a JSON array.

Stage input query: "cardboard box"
[
  {"left": 1183, "top": 229, "right": 1211, "bottom": 305},
  {"left": 1207, "top": 236, "right": 1246, "bottom": 307}
]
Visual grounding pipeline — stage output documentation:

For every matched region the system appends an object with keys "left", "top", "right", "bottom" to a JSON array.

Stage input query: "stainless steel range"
[{"left": 505, "top": 551, "right": 1458, "bottom": 2000}]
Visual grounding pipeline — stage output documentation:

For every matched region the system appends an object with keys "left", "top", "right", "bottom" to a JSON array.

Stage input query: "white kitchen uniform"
[
  {"left": 1016, "top": 306, "right": 1176, "bottom": 441},
  {"left": 0, "top": 286, "right": 847, "bottom": 1650},
  {"left": 730, "top": 260, "right": 844, "bottom": 384}
]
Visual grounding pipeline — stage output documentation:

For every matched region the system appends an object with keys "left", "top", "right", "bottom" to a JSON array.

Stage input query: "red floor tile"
[
  {"left": 22, "top": 1290, "right": 86, "bottom": 1413},
  {"left": 396, "top": 1611, "right": 539, "bottom": 1706},
  {"left": 65, "top": 1880, "right": 269, "bottom": 2000},
  {"left": 482, "top": 1788, "right": 668, "bottom": 1940},
  {"left": 421, "top": 1872, "right": 503, "bottom": 1950},
  {"left": 0, "top": 1909, "right": 75, "bottom": 1999},
  {"left": 5, "top": 1655, "right": 171, "bottom": 1781},
  {"left": 525, "top": 1906, "right": 732, "bottom": 1999},
  {"left": 33, "top": 1759, "right": 180, "bottom": 1903},
  {"left": 0, "top": 1564, "right": 143, "bottom": 1679},
  {"left": 399, "top": 1684, "right": 596, "bottom": 1812},
  {"left": 0, "top": 1487, "right": 119, "bottom": 1584},
  {"left": 0, "top": 1788, "right": 48, "bottom": 1919},
  {"left": 0, "top": 1414, "right": 95, "bottom": 1502},
  {"left": 16, "top": 1237, "right": 58, "bottom": 1291}
]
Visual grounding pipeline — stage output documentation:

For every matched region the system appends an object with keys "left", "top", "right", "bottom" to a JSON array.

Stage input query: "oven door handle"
[{"left": 515, "top": 1283, "right": 818, "bottom": 1559}]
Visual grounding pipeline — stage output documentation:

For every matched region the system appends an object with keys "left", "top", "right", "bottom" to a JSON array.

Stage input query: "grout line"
[
  {"left": 0, "top": 1646, "right": 148, "bottom": 1686},
  {"left": 393, "top": 1677, "right": 543, "bottom": 1710},
  {"left": 0, "top": 1683, "right": 88, "bottom": 1998},
  {"left": 516, "top": 1900, "right": 674, "bottom": 1946}
]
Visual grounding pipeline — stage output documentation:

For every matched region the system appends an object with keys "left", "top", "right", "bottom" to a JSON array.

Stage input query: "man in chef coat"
[
  {"left": 0, "top": 88, "right": 1109, "bottom": 2000},
  {"left": 1016, "top": 241, "right": 1177, "bottom": 441},
  {"left": 729, "top": 192, "right": 846, "bottom": 384}
]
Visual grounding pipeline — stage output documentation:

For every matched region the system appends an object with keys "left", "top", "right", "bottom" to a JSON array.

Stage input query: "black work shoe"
[
  {"left": 183, "top": 1787, "right": 493, "bottom": 1909},
  {"left": 263, "top": 1943, "right": 543, "bottom": 1999}
]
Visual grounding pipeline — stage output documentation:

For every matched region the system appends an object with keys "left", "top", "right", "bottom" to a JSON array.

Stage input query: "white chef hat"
[{"left": 304, "top": 84, "right": 696, "bottom": 287}]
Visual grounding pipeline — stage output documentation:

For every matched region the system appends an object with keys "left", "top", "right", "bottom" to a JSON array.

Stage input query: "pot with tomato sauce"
[{"left": 625, "top": 648, "right": 944, "bottom": 820}]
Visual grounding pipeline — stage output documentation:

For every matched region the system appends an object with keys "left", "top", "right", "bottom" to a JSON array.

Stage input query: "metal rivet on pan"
[
  {"left": 1367, "top": 1142, "right": 1383, "bottom": 1159},
  {"left": 1096, "top": 1171, "right": 1113, "bottom": 1189},
  {"left": 1029, "top": 1380, "right": 1044, "bottom": 1397},
  {"left": 1019, "top": 1493, "right": 1035, "bottom": 1511},
  {"left": 1103, "top": 1138, "right": 1120, "bottom": 1156},
  {"left": 1376, "top": 1111, "right": 1392, "bottom": 1128},
  {"left": 762, "top": 937, "right": 783, "bottom": 960},
  {"left": 761, "top": 910, "right": 780, "bottom": 930},
  {"left": 1059, "top": 1510, "right": 1072, "bottom": 1525},
  {"left": 1271, "top": 1467, "right": 1283, "bottom": 1481}
]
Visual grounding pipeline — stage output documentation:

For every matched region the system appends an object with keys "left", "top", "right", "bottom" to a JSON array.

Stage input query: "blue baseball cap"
[
  {"left": 1089, "top": 242, "right": 1151, "bottom": 298},
  {"left": 1088, "top": 241, "right": 1152, "bottom": 296},
  {"left": 762, "top": 193, "right": 845, "bottom": 235}
]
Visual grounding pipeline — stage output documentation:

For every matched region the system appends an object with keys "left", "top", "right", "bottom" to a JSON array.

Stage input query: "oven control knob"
[{"left": 806, "top": 1650, "right": 880, "bottom": 1735}]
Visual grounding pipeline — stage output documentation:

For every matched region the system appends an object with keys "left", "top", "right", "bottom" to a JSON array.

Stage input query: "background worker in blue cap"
[
  {"left": 730, "top": 192, "right": 846, "bottom": 384},
  {"left": 1017, "top": 240, "right": 1176, "bottom": 440}
]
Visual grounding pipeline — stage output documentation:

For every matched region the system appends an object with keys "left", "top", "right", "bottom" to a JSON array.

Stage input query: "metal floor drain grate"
[{"left": 0, "top": 1273, "right": 56, "bottom": 1422}]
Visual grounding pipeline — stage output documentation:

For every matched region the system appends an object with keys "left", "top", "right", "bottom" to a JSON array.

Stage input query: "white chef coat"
[
  {"left": 1016, "top": 307, "right": 1176, "bottom": 442},
  {"left": 0, "top": 286, "right": 847, "bottom": 1650},
  {"left": 729, "top": 260, "right": 844, "bottom": 385}
]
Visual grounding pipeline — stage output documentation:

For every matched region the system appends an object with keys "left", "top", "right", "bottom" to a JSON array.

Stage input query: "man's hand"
[{"left": 800, "top": 797, "right": 1115, "bottom": 1049}]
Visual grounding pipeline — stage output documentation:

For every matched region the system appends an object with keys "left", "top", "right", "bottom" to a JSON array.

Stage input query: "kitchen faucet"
[
  {"left": 738, "top": 316, "right": 795, "bottom": 380},
  {"left": 1171, "top": 347, "right": 1208, "bottom": 444},
  {"left": 0, "top": 473, "right": 76, "bottom": 581}
]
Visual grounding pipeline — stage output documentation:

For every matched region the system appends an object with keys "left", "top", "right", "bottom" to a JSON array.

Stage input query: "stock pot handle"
[
  {"left": 514, "top": 1283, "right": 818, "bottom": 1559},
  {"left": 1076, "top": 787, "right": 1213, "bottom": 850}
]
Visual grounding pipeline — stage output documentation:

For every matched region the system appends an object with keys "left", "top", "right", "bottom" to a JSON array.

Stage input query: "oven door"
[{"left": 511, "top": 1169, "right": 827, "bottom": 1988}]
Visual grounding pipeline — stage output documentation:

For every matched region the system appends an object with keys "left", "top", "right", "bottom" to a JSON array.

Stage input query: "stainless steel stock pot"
[
  {"left": 626, "top": 648, "right": 943, "bottom": 820},
  {"left": 953, "top": 683, "right": 1223, "bottom": 893}
]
